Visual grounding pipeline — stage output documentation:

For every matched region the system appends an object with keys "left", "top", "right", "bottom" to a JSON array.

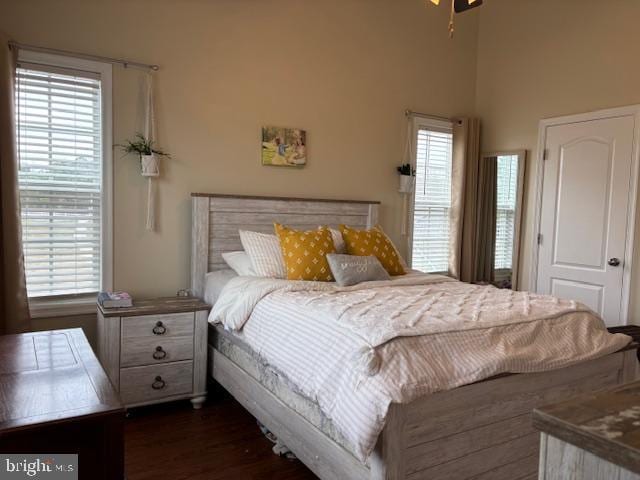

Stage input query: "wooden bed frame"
[{"left": 191, "top": 192, "right": 639, "bottom": 480}]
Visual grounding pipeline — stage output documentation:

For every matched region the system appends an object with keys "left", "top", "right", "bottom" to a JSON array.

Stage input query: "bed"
[{"left": 190, "top": 192, "right": 639, "bottom": 480}]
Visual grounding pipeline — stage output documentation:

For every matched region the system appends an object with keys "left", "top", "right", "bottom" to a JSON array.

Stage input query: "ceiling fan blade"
[{"left": 454, "top": 0, "right": 483, "bottom": 13}]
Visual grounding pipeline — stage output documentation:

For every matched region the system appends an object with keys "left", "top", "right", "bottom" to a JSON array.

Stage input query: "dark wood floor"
[{"left": 125, "top": 391, "right": 317, "bottom": 480}]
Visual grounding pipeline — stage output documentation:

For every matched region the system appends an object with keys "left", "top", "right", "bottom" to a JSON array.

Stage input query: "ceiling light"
[{"left": 428, "top": 0, "right": 484, "bottom": 37}]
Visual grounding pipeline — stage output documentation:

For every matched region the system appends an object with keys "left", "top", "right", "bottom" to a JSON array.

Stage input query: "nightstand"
[{"left": 97, "top": 297, "right": 210, "bottom": 409}]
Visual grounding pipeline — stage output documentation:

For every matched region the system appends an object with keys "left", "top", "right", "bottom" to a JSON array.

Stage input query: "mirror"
[{"left": 478, "top": 150, "right": 526, "bottom": 289}]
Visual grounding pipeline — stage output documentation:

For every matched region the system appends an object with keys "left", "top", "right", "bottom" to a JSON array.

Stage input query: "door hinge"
[
  {"left": 537, "top": 233, "right": 543, "bottom": 245},
  {"left": 543, "top": 149, "right": 548, "bottom": 161}
]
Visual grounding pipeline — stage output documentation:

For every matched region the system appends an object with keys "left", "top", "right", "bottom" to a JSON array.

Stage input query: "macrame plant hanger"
[
  {"left": 399, "top": 117, "right": 415, "bottom": 236},
  {"left": 142, "top": 73, "right": 159, "bottom": 231},
  {"left": 448, "top": 0, "right": 456, "bottom": 38}
]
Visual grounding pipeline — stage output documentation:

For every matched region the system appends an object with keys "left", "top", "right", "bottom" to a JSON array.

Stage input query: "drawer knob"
[
  {"left": 152, "top": 376, "right": 166, "bottom": 390},
  {"left": 152, "top": 346, "right": 167, "bottom": 360},
  {"left": 152, "top": 321, "right": 166, "bottom": 335}
]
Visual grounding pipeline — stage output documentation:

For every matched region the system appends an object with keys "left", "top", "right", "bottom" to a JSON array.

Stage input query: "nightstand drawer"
[
  {"left": 121, "top": 312, "right": 194, "bottom": 339},
  {"left": 121, "top": 335, "right": 194, "bottom": 367},
  {"left": 120, "top": 361, "right": 193, "bottom": 405}
]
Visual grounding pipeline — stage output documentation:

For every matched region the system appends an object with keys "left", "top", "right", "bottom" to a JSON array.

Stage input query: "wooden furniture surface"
[
  {"left": 609, "top": 325, "right": 640, "bottom": 361},
  {"left": 191, "top": 192, "right": 640, "bottom": 480},
  {"left": 0, "top": 328, "right": 124, "bottom": 480},
  {"left": 191, "top": 192, "right": 381, "bottom": 204},
  {"left": 99, "top": 296, "right": 210, "bottom": 317},
  {"left": 97, "top": 296, "right": 210, "bottom": 409},
  {"left": 534, "top": 378, "right": 640, "bottom": 479}
]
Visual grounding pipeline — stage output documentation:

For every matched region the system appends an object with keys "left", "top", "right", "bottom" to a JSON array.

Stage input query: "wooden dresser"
[
  {"left": 97, "top": 297, "right": 210, "bottom": 409},
  {"left": 0, "top": 328, "right": 124, "bottom": 480},
  {"left": 534, "top": 380, "right": 640, "bottom": 479}
]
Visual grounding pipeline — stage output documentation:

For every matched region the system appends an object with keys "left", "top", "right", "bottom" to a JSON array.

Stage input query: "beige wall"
[
  {"left": 1, "top": 0, "right": 478, "bottom": 309},
  {"left": 5, "top": 0, "right": 640, "bottom": 331},
  {"left": 475, "top": 0, "right": 640, "bottom": 322}
]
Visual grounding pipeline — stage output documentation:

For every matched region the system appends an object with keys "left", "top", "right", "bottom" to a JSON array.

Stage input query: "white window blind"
[
  {"left": 16, "top": 63, "right": 103, "bottom": 298},
  {"left": 494, "top": 154, "right": 518, "bottom": 270},
  {"left": 411, "top": 126, "right": 453, "bottom": 273}
]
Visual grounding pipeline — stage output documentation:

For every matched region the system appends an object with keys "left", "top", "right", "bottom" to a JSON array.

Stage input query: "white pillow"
[
  {"left": 239, "top": 230, "right": 286, "bottom": 278},
  {"left": 327, "top": 227, "right": 346, "bottom": 254},
  {"left": 204, "top": 269, "right": 237, "bottom": 305},
  {"left": 221, "top": 251, "right": 255, "bottom": 276}
]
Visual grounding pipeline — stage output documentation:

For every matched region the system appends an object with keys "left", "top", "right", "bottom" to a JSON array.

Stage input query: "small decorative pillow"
[
  {"left": 239, "top": 230, "right": 286, "bottom": 278},
  {"left": 339, "top": 225, "right": 406, "bottom": 276},
  {"left": 221, "top": 251, "right": 255, "bottom": 276},
  {"left": 326, "top": 254, "right": 390, "bottom": 287},
  {"left": 275, "top": 224, "right": 336, "bottom": 281}
]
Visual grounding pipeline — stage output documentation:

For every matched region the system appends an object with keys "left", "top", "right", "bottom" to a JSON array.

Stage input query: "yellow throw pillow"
[
  {"left": 339, "top": 225, "right": 406, "bottom": 276},
  {"left": 274, "top": 224, "right": 336, "bottom": 281}
]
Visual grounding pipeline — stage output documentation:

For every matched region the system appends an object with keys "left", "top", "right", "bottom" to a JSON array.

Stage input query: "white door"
[{"left": 536, "top": 115, "right": 635, "bottom": 326}]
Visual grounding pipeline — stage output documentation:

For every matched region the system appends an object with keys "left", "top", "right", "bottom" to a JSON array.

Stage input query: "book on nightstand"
[{"left": 97, "top": 291, "right": 133, "bottom": 308}]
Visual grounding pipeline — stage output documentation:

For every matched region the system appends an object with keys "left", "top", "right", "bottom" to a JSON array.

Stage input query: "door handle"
[{"left": 608, "top": 257, "right": 621, "bottom": 267}]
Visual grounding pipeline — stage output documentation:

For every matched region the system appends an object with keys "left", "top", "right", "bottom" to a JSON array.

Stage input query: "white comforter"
[{"left": 209, "top": 273, "right": 630, "bottom": 460}]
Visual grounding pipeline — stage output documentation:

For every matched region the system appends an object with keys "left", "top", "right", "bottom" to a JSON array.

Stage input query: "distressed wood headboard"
[{"left": 190, "top": 193, "right": 380, "bottom": 298}]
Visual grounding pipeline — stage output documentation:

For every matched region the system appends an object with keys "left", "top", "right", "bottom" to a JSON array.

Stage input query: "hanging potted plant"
[
  {"left": 397, "top": 163, "right": 416, "bottom": 194},
  {"left": 118, "top": 133, "right": 170, "bottom": 177}
]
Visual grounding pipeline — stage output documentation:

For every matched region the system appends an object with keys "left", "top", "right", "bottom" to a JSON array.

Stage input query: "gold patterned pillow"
[
  {"left": 339, "top": 225, "right": 406, "bottom": 276},
  {"left": 274, "top": 224, "right": 336, "bottom": 281}
]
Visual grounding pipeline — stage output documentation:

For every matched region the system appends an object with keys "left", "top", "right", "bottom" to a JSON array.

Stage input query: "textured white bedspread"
[{"left": 209, "top": 273, "right": 631, "bottom": 460}]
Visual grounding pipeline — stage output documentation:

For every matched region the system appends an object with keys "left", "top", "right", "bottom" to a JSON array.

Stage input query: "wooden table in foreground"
[
  {"left": 534, "top": 379, "right": 640, "bottom": 480},
  {"left": 0, "top": 328, "right": 124, "bottom": 480}
]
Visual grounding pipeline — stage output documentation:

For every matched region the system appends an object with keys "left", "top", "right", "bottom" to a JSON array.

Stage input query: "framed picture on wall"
[{"left": 261, "top": 126, "right": 307, "bottom": 167}]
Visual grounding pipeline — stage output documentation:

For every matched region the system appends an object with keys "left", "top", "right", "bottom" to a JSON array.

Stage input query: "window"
[
  {"left": 15, "top": 52, "right": 112, "bottom": 306},
  {"left": 494, "top": 154, "right": 519, "bottom": 270},
  {"left": 410, "top": 119, "right": 453, "bottom": 273}
]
